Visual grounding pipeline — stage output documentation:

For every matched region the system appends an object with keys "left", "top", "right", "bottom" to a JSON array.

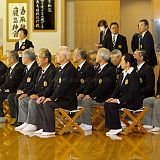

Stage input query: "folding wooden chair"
[
  {"left": 92, "top": 105, "right": 105, "bottom": 130},
  {"left": 55, "top": 107, "right": 85, "bottom": 135},
  {"left": 120, "top": 107, "right": 148, "bottom": 135},
  {"left": 2, "top": 99, "right": 11, "bottom": 123}
]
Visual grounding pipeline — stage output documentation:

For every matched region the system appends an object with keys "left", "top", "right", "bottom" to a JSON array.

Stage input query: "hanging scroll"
[
  {"left": 33, "top": 0, "right": 56, "bottom": 31},
  {"left": 7, "top": 0, "right": 29, "bottom": 42}
]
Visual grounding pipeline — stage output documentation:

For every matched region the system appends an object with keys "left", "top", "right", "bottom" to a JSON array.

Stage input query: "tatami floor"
[{"left": 0, "top": 123, "right": 159, "bottom": 160}]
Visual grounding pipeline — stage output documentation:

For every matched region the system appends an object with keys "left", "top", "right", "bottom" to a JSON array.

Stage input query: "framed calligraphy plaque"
[
  {"left": 33, "top": 0, "right": 56, "bottom": 31},
  {"left": 6, "top": 0, "right": 29, "bottom": 42}
]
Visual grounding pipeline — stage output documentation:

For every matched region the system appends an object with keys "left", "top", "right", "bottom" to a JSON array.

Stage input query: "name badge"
[
  {"left": 139, "top": 78, "right": 143, "bottom": 83},
  {"left": 21, "top": 46, "right": 25, "bottom": 50},
  {"left": 80, "top": 79, "right": 85, "bottom": 84},
  {"left": 27, "top": 77, "right": 31, "bottom": 83},
  {"left": 43, "top": 81, "right": 47, "bottom": 87},
  {"left": 125, "top": 79, "right": 128, "bottom": 85},
  {"left": 99, "top": 79, "right": 103, "bottom": 84},
  {"left": 118, "top": 45, "right": 122, "bottom": 49},
  {"left": 58, "top": 78, "right": 62, "bottom": 83},
  {"left": 117, "top": 75, "right": 119, "bottom": 80}
]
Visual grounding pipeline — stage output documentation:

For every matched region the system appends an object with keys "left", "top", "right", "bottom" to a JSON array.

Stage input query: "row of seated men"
[{"left": 0, "top": 46, "right": 157, "bottom": 137}]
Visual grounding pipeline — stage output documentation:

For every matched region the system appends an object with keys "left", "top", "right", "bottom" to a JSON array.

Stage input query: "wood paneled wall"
[
  {"left": 152, "top": 0, "right": 160, "bottom": 19},
  {"left": 74, "top": 0, "right": 120, "bottom": 50}
]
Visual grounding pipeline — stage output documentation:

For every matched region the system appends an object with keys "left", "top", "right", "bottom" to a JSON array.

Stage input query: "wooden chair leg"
[
  {"left": 3, "top": 100, "right": 11, "bottom": 123},
  {"left": 120, "top": 107, "right": 148, "bottom": 135},
  {"left": 92, "top": 106, "right": 105, "bottom": 130},
  {"left": 56, "top": 107, "right": 85, "bottom": 135}
]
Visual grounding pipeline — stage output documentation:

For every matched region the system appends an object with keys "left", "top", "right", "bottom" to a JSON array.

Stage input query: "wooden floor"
[{"left": 0, "top": 123, "right": 159, "bottom": 160}]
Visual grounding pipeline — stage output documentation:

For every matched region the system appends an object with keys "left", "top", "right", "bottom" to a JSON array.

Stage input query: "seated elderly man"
[
  {"left": 110, "top": 49, "right": 123, "bottom": 82},
  {"left": 73, "top": 48, "right": 95, "bottom": 101},
  {"left": 8, "top": 49, "right": 40, "bottom": 126},
  {"left": 15, "top": 48, "right": 56, "bottom": 130},
  {"left": 134, "top": 49, "right": 155, "bottom": 100},
  {"left": 79, "top": 48, "right": 116, "bottom": 131},
  {"left": 15, "top": 46, "right": 78, "bottom": 137},
  {"left": 142, "top": 74, "right": 160, "bottom": 132},
  {"left": 0, "top": 51, "right": 24, "bottom": 122}
]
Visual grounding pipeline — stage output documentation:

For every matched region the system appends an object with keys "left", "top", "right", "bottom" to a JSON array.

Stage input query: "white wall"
[
  {"left": 0, "top": 0, "right": 62, "bottom": 54},
  {"left": 0, "top": 1, "right": 7, "bottom": 52},
  {"left": 0, "top": 19, "right": 3, "bottom": 46},
  {"left": 120, "top": 0, "right": 152, "bottom": 53},
  {"left": 66, "top": 0, "right": 74, "bottom": 50}
]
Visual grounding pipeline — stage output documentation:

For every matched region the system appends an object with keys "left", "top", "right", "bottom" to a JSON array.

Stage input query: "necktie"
[
  {"left": 112, "top": 35, "right": 116, "bottom": 48},
  {"left": 116, "top": 67, "right": 119, "bottom": 73},
  {"left": 77, "top": 67, "right": 80, "bottom": 71},
  {"left": 38, "top": 70, "right": 44, "bottom": 81},
  {"left": 59, "top": 67, "right": 62, "bottom": 72},
  {"left": 98, "top": 67, "right": 101, "bottom": 73},
  {"left": 9, "top": 68, "right": 13, "bottom": 74},
  {"left": 139, "top": 35, "right": 143, "bottom": 49},
  {"left": 102, "top": 31, "right": 105, "bottom": 41},
  {"left": 25, "top": 68, "right": 28, "bottom": 75}
]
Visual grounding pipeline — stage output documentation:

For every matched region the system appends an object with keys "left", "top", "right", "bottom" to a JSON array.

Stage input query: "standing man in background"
[
  {"left": 138, "top": 19, "right": 157, "bottom": 67},
  {"left": 104, "top": 22, "right": 128, "bottom": 55}
]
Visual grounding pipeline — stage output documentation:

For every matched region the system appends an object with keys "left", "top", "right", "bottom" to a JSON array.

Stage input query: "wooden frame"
[
  {"left": 32, "top": 0, "right": 56, "bottom": 32},
  {"left": 120, "top": 107, "right": 148, "bottom": 135},
  {"left": 6, "top": 0, "right": 29, "bottom": 42},
  {"left": 55, "top": 107, "right": 85, "bottom": 135}
]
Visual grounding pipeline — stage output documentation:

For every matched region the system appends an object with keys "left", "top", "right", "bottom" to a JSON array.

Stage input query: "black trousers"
[
  {"left": 104, "top": 102, "right": 122, "bottom": 130},
  {"left": 8, "top": 93, "right": 21, "bottom": 119},
  {"left": 37, "top": 101, "right": 57, "bottom": 132},
  {"left": 104, "top": 102, "right": 141, "bottom": 129},
  {"left": 0, "top": 92, "right": 9, "bottom": 117}
]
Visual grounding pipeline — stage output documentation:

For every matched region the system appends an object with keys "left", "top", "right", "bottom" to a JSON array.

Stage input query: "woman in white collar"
[{"left": 104, "top": 53, "right": 141, "bottom": 135}]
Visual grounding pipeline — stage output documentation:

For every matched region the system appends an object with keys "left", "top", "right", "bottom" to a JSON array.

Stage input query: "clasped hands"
[{"left": 105, "top": 98, "right": 118, "bottom": 103}]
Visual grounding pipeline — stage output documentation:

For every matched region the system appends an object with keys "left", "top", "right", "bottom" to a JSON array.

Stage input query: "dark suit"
[
  {"left": 0, "top": 62, "right": 24, "bottom": 117},
  {"left": 78, "top": 63, "right": 116, "bottom": 125},
  {"left": 104, "top": 69, "right": 141, "bottom": 129},
  {"left": 14, "top": 39, "right": 34, "bottom": 52},
  {"left": 136, "top": 63, "right": 155, "bottom": 99},
  {"left": 89, "top": 64, "right": 116, "bottom": 102},
  {"left": 0, "top": 61, "right": 7, "bottom": 77},
  {"left": 27, "top": 63, "right": 56, "bottom": 97},
  {"left": 115, "top": 65, "right": 123, "bottom": 83},
  {"left": 100, "top": 28, "right": 111, "bottom": 48},
  {"left": 36, "top": 62, "right": 78, "bottom": 132},
  {"left": 76, "top": 61, "right": 95, "bottom": 95},
  {"left": 131, "top": 33, "right": 141, "bottom": 53},
  {"left": 141, "top": 31, "right": 157, "bottom": 67},
  {"left": 104, "top": 34, "right": 128, "bottom": 55},
  {"left": 7, "top": 61, "right": 40, "bottom": 118}
]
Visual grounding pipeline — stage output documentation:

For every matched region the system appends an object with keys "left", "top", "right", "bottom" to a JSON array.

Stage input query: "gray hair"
[
  {"left": 8, "top": 50, "right": 19, "bottom": 62},
  {"left": 39, "top": 48, "right": 51, "bottom": 62},
  {"left": 97, "top": 48, "right": 110, "bottom": 61},
  {"left": 111, "top": 49, "right": 122, "bottom": 57},
  {"left": 58, "top": 46, "right": 71, "bottom": 60},
  {"left": 75, "top": 48, "right": 88, "bottom": 60},
  {"left": 135, "top": 49, "right": 147, "bottom": 61},
  {"left": 23, "top": 49, "right": 36, "bottom": 61}
]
